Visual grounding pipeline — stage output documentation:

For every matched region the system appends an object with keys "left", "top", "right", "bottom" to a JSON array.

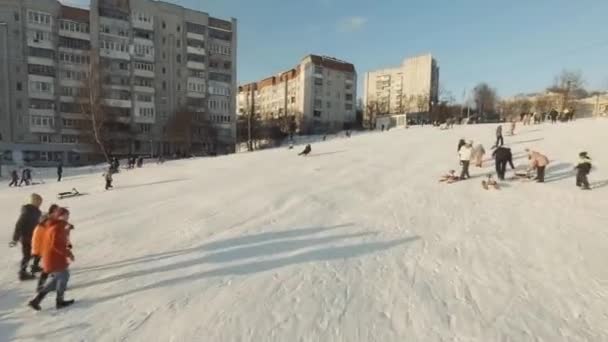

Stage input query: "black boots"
[
  {"left": 19, "top": 271, "right": 36, "bottom": 281},
  {"left": 28, "top": 293, "right": 75, "bottom": 311},
  {"left": 56, "top": 299, "right": 75, "bottom": 309},
  {"left": 28, "top": 291, "right": 47, "bottom": 311}
]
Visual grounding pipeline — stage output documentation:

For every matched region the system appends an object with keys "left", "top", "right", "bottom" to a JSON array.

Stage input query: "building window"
[
  {"left": 314, "top": 99, "right": 322, "bottom": 108},
  {"left": 14, "top": 12, "right": 19, "bottom": 21},
  {"left": 177, "top": 25, "right": 181, "bottom": 32},
  {"left": 39, "top": 135, "right": 52, "bottom": 143},
  {"left": 162, "top": 81, "right": 166, "bottom": 90},
  {"left": 326, "top": 101, "right": 331, "bottom": 109},
  {"left": 345, "top": 94, "right": 353, "bottom": 101},
  {"left": 345, "top": 103, "right": 353, "bottom": 110},
  {"left": 62, "top": 135, "right": 78, "bottom": 144},
  {"left": 17, "top": 82, "right": 22, "bottom": 91},
  {"left": 162, "top": 67, "right": 166, "bottom": 74},
  {"left": 314, "top": 78, "right": 323, "bottom": 86},
  {"left": 176, "top": 54, "right": 181, "bottom": 63},
  {"left": 176, "top": 40, "right": 181, "bottom": 47},
  {"left": 313, "top": 110, "right": 321, "bottom": 118}
]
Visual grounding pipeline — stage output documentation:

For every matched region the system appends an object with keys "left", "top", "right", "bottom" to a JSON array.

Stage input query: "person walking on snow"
[
  {"left": 28, "top": 207, "right": 75, "bottom": 311},
  {"left": 457, "top": 138, "right": 466, "bottom": 152},
  {"left": 526, "top": 149, "right": 550, "bottom": 183},
  {"left": 103, "top": 169, "right": 114, "bottom": 190},
  {"left": 495, "top": 125, "right": 504, "bottom": 147},
  {"left": 9, "top": 193, "right": 43, "bottom": 281},
  {"left": 492, "top": 146, "right": 515, "bottom": 181},
  {"left": 57, "top": 163, "right": 63, "bottom": 182},
  {"left": 9, "top": 170, "right": 19, "bottom": 187},
  {"left": 471, "top": 143, "right": 486, "bottom": 168},
  {"left": 575, "top": 152, "right": 592, "bottom": 190},
  {"left": 458, "top": 141, "right": 473, "bottom": 180}
]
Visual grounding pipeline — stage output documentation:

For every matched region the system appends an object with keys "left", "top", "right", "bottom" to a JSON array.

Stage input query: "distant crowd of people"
[{"left": 444, "top": 122, "right": 593, "bottom": 190}]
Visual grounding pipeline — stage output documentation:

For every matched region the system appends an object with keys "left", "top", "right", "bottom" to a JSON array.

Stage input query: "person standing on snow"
[
  {"left": 495, "top": 125, "right": 504, "bottom": 147},
  {"left": 103, "top": 169, "right": 114, "bottom": 190},
  {"left": 457, "top": 138, "right": 466, "bottom": 152},
  {"left": 492, "top": 146, "right": 515, "bottom": 181},
  {"left": 9, "top": 170, "right": 19, "bottom": 187},
  {"left": 510, "top": 119, "right": 517, "bottom": 136},
  {"left": 575, "top": 152, "right": 592, "bottom": 190},
  {"left": 57, "top": 162, "right": 63, "bottom": 182},
  {"left": 471, "top": 143, "right": 486, "bottom": 168},
  {"left": 526, "top": 149, "right": 550, "bottom": 183},
  {"left": 9, "top": 193, "right": 43, "bottom": 281},
  {"left": 458, "top": 141, "right": 473, "bottom": 180},
  {"left": 31, "top": 204, "right": 61, "bottom": 291},
  {"left": 28, "top": 207, "right": 75, "bottom": 311}
]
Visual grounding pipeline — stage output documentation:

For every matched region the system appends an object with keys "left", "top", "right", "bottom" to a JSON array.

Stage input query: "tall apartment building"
[
  {"left": 0, "top": 0, "right": 236, "bottom": 166},
  {"left": 363, "top": 54, "right": 439, "bottom": 118},
  {"left": 238, "top": 55, "right": 357, "bottom": 134}
]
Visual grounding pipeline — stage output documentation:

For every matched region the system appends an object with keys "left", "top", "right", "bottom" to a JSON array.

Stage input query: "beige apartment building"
[
  {"left": 363, "top": 54, "right": 439, "bottom": 120},
  {"left": 238, "top": 55, "right": 357, "bottom": 134}
]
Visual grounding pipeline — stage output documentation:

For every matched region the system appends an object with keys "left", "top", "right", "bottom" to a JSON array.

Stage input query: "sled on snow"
[{"left": 57, "top": 188, "right": 82, "bottom": 200}]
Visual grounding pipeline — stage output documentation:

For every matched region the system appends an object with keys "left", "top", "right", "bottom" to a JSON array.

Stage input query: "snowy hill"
[{"left": 1, "top": 119, "right": 607, "bottom": 341}]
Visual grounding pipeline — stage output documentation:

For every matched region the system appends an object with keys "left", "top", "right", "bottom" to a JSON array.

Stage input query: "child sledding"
[{"left": 57, "top": 188, "right": 81, "bottom": 200}]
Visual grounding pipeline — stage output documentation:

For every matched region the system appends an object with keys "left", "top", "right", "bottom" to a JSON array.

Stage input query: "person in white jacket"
[{"left": 458, "top": 141, "right": 473, "bottom": 179}]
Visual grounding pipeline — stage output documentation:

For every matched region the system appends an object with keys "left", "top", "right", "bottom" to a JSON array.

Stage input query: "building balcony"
[
  {"left": 186, "top": 32, "right": 205, "bottom": 42},
  {"left": 60, "top": 96, "right": 77, "bottom": 103},
  {"left": 133, "top": 116, "right": 155, "bottom": 124},
  {"left": 187, "top": 46, "right": 206, "bottom": 56},
  {"left": 27, "top": 38, "right": 54, "bottom": 50},
  {"left": 187, "top": 91, "right": 206, "bottom": 99},
  {"left": 106, "top": 84, "right": 131, "bottom": 91},
  {"left": 61, "top": 112, "right": 88, "bottom": 120},
  {"left": 132, "top": 52, "right": 154, "bottom": 63},
  {"left": 100, "top": 49, "right": 131, "bottom": 61},
  {"left": 103, "top": 99, "right": 132, "bottom": 108},
  {"left": 187, "top": 61, "right": 206, "bottom": 70},
  {"left": 30, "top": 108, "right": 56, "bottom": 116},
  {"left": 132, "top": 20, "right": 154, "bottom": 31},
  {"left": 134, "top": 85, "right": 155, "bottom": 94},
  {"left": 61, "top": 128, "right": 84, "bottom": 135},
  {"left": 30, "top": 91, "right": 55, "bottom": 100},
  {"left": 27, "top": 56, "right": 55, "bottom": 67},
  {"left": 134, "top": 69, "right": 155, "bottom": 78},
  {"left": 58, "top": 29, "right": 90, "bottom": 41},
  {"left": 30, "top": 126, "right": 56, "bottom": 134}
]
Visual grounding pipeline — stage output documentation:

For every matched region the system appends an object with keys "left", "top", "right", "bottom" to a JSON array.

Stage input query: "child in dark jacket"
[{"left": 575, "top": 152, "right": 592, "bottom": 190}]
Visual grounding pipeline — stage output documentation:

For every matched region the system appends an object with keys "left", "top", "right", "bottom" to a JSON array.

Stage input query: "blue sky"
[{"left": 67, "top": 0, "right": 608, "bottom": 99}]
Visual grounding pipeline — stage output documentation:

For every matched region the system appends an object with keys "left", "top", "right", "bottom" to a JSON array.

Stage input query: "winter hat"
[
  {"left": 29, "top": 193, "right": 43, "bottom": 207},
  {"left": 48, "top": 204, "right": 59, "bottom": 214},
  {"left": 579, "top": 152, "right": 591, "bottom": 160},
  {"left": 55, "top": 207, "right": 70, "bottom": 218}
]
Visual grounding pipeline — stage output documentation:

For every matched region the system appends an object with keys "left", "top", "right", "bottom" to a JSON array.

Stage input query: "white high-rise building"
[
  {"left": 363, "top": 54, "right": 439, "bottom": 119},
  {"left": 238, "top": 55, "right": 357, "bottom": 134}
]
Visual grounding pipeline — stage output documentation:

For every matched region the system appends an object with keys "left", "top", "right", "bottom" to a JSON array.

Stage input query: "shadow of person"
[
  {"left": 82, "top": 236, "right": 421, "bottom": 305},
  {"left": 73, "top": 224, "right": 353, "bottom": 275},
  {"left": 591, "top": 180, "right": 608, "bottom": 189}
]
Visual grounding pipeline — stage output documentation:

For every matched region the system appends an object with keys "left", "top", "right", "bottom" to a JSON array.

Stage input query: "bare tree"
[
  {"left": 79, "top": 50, "right": 111, "bottom": 163},
  {"left": 365, "top": 100, "right": 380, "bottom": 129},
  {"left": 165, "top": 109, "right": 194, "bottom": 155},
  {"left": 473, "top": 83, "right": 497, "bottom": 115},
  {"left": 416, "top": 94, "right": 430, "bottom": 113},
  {"left": 534, "top": 95, "right": 552, "bottom": 114},
  {"left": 547, "top": 70, "right": 587, "bottom": 110}
]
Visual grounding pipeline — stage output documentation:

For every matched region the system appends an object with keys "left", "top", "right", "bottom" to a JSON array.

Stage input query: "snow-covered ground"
[{"left": 1, "top": 119, "right": 607, "bottom": 342}]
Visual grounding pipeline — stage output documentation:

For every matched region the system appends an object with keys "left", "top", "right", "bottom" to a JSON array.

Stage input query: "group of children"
[
  {"left": 8, "top": 169, "right": 33, "bottom": 187},
  {"left": 444, "top": 124, "right": 594, "bottom": 191},
  {"left": 10, "top": 193, "right": 76, "bottom": 311}
]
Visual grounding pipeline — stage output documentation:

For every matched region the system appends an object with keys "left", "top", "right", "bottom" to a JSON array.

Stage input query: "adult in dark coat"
[
  {"left": 9, "top": 193, "right": 43, "bottom": 280},
  {"left": 492, "top": 146, "right": 515, "bottom": 181},
  {"left": 57, "top": 163, "right": 63, "bottom": 182},
  {"left": 9, "top": 170, "right": 19, "bottom": 187}
]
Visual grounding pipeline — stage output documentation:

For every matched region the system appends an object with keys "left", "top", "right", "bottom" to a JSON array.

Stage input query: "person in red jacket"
[{"left": 28, "top": 208, "right": 75, "bottom": 311}]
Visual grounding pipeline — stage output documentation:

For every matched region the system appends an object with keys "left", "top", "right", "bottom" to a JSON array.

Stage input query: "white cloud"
[{"left": 337, "top": 16, "right": 368, "bottom": 33}]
